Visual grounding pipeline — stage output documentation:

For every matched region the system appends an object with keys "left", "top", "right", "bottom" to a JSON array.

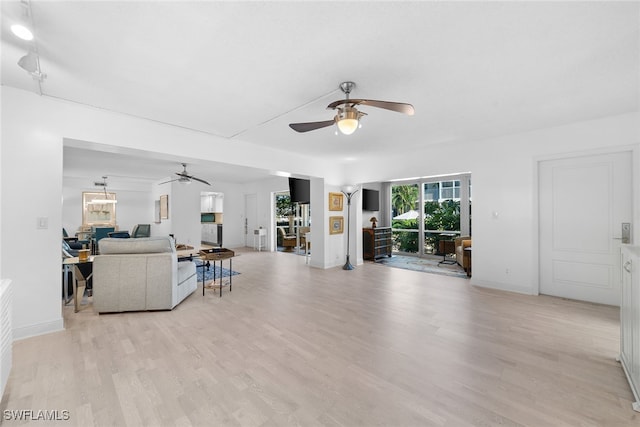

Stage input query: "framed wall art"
[
  {"left": 82, "top": 191, "right": 117, "bottom": 226},
  {"left": 329, "top": 216, "right": 344, "bottom": 235},
  {"left": 328, "top": 192, "right": 343, "bottom": 211},
  {"left": 160, "top": 194, "right": 169, "bottom": 219}
]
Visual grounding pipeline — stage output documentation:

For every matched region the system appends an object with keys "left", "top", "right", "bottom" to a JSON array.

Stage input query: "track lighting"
[
  {"left": 17, "top": 51, "right": 37, "bottom": 73},
  {"left": 11, "top": 1, "right": 34, "bottom": 41},
  {"left": 17, "top": 51, "right": 46, "bottom": 81},
  {"left": 11, "top": 24, "right": 33, "bottom": 41}
]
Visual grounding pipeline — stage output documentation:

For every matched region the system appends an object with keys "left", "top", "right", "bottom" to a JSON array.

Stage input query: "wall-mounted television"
[
  {"left": 362, "top": 189, "right": 380, "bottom": 211},
  {"left": 288, "top": 177, "right": 310, "bottom": 204}
]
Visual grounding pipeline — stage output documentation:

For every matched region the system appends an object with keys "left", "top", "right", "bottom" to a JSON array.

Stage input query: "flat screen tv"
[
  {"left": 362, "top": 189, "right": 380, "bottom": 211},
  {"left": 288, "top": 177, "right": 310, "bottom": 204}
]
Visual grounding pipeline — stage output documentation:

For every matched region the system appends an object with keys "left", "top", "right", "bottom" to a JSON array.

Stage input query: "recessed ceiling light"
[{"left": 11, "top": 24, "right": 33, "bottom": 41}]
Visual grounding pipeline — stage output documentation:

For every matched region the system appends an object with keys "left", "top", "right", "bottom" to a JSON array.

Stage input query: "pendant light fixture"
[{"left": 89, "top": 176, "right": 118, "bottom": 204}]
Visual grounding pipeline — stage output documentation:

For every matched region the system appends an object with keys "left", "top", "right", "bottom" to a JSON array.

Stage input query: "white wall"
[
  {"left": 149, "top": 178, "right": 201, "bottom": 247},
  {"left": 204, "top": 181, "right": 246, "bottom": 249},
  {"left": 1, "top": 90, "right": 65, "bottom": 339},
  {"left": 361, "top": 182, "right": 384, "bottom": 228},
  {"left": 342, "top": 112, "right": 640, "bottom": 295},
  {"left": 166, "top": 180, "right": 201, "bottom": 247},
  {"left": 63, "top": 177, "right": 153, "bottom": 235},
  {"left": 311, "top": 178, "right": 334, "bottom": 269},
  {"left": 151, "top": 179, "right": 172, "bottom": 238}
]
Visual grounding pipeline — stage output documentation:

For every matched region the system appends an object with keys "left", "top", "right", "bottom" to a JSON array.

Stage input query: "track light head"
[{"left": 17, "top": 51, "right": 37, "bottom": 72}]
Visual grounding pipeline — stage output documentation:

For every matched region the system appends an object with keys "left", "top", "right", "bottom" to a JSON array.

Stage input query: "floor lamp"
[{"left": 341, "top": 185, "right": 360, "bottom": 270}]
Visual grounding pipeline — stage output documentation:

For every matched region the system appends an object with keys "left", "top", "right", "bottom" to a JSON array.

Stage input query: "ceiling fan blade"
[
  {"left": 190, "top": 176, "right": 211, "bottom": 186},
  {"left": 289, "top": 119, "right": 335, "bottom": 133},
  {"left": 327, "top": 99, "right": 415, "bottom": 115},
  {"left": 358, "top": 99, "right": 415, "bottom": 115},
  {"left": 159, "top": 178, "right": 180, "bottom": 185}
]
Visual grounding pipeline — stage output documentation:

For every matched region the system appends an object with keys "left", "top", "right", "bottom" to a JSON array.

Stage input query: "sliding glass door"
[
  {"left": 391, "top": 183, "right": 419, "bottom": 254},
  {"left": 391, "top": 174, "right": 471, "bottom": 257}
]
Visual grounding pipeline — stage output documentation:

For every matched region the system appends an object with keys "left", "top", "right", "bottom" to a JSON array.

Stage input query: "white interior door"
[
  {"left": 539, "top": 151, "right": 632, "bottom": 306},
  {"left": 244, "top": 194, "right": 257, "bottom": 247}
]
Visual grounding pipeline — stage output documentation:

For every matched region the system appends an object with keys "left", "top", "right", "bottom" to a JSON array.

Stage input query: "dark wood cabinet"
[{"left": 363, "top": 227, "right": 392, "bottom": 261}]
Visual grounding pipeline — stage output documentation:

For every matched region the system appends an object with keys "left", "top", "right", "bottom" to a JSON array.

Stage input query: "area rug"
[
  {"left": 376, "top": 255, "right": 468, "bottom": 278},
  {"left": 193, "top": 259, "right": 240, "bottom": 283}
]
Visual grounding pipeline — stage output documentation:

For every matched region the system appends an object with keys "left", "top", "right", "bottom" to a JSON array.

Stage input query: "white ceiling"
[
  {"left": 62, "top": 142, "right": 274, "bottom": 186},
  {"left": 2, "top": 1, "right": 638, "bottom": 184}
]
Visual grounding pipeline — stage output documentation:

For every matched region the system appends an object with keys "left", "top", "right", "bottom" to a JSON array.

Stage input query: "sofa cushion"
[{"left": 99, "top": 236, "right": 175, "bottom": 254}]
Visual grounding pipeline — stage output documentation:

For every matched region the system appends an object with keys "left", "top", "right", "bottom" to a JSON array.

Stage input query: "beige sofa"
[{"left": 93, "top": 236, "right": 197, "bottom": 313}]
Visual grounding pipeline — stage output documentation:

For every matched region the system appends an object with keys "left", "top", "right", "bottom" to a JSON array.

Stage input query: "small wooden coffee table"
[{"left": 199, "top": 249, "right": 235, "bottom": 297}]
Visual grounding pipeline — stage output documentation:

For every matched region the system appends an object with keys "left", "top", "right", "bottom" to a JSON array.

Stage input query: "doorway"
[
  {"left": 273, "top": 191, "right": 310, "bottom": 254},
  {"left": 539, "top": 151, "right": 632, "bottom": 305},
  {"left": 274, "top": 191, "right": 294, "bottom": 252}
]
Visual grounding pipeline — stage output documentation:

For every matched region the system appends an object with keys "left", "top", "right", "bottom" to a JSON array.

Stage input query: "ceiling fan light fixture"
[
  {"left": 289, "top": 81, "right": 413, "bottom": 134},
  {"left": 337, "top": 109, "right": 360, "bottom": 135}
]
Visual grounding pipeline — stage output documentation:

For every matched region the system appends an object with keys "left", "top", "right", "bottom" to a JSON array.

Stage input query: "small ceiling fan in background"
[
  {"left": 160, "top": 163, "right": 211, "bottom": 186},
  {"left": 289, "top": 81, "right": 415, "bottom": 135}
]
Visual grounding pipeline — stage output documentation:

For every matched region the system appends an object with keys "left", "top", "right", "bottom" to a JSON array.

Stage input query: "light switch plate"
[{"left": 36, "top": 217, "right": 48, "bottom": 229}]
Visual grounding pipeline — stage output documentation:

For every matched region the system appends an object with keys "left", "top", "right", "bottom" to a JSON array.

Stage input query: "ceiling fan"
[
  {"left": 289, "top": 81, "right": 414, "bottom": 135},
  {"left": 160, "top": 163, "right": 211, "bottom": 186}
]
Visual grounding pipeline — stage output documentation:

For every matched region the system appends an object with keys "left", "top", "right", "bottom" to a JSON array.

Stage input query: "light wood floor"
[{"left": 2, "top": 248, "right": 638, "bottom": 426}]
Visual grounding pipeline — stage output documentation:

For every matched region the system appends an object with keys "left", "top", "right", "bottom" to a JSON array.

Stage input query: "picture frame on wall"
[
  {"left": 160, "top": 194, "right": 169, "bottom": 219},
  {"left": 328, "top": 192, "right": 343, "bottom": 211},
  {"left": 82, "top": 191, "right": 117, "bottom": 226},
  {"left": 329, "top": 216, "right": 344, "bottom": 234}
]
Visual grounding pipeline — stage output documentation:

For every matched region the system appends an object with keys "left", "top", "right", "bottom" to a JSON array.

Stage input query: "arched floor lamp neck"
[{"left": 341, "top": 187, "right": 360, "bottom": 270}]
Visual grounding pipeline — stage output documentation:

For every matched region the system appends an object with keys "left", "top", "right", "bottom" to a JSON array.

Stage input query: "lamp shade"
[
  {"left": 342, "top": 185, "right": 356, "bottom": 194},
  {"left": 17, "top": 51, "right": 38, "bottom": 73},
  {"left": 337, "top": 118, "right": 358, "bottom": 135},
  {"left": 337, "top": 109, "right": 360, "bottom": 135}
]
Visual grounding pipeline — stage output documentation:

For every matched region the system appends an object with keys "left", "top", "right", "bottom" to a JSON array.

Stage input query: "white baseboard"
[
  {"left": 470, "top": 278, "right": 534, "bottom": 296},
  {"left": 12, "top": 317, "right": 64, "bottom": 341}
]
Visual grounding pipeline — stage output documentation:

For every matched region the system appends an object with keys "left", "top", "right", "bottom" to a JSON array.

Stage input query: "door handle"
[{"left": 624, "top": 260, "right": 632, "bottom": 273}]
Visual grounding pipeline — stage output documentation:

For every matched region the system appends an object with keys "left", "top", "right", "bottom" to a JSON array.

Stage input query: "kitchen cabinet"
[
  {"left": 201, "top": 223, "right": 223, "bottom": 246},
  {"left": 201, "top": 192, "right": 223, "bottom": 213}
]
